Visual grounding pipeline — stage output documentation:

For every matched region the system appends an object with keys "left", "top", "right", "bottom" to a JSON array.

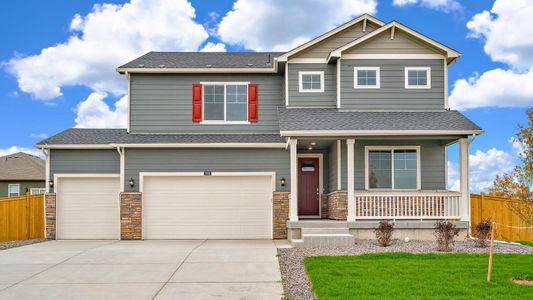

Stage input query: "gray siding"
[
  {"left": 124, "top": 148, "right": 290, "bottom": 192},
  {"left": 328, "top": 141, "right": 338, "bottom": 192},
  {"left": 130, "top": 73, "right": 283, "bottom": 134},
  {"left": 0, "top": 181, "right": 45, "bottom": 198},
  {"left": 340, "top": 59, "right": 445, "bottom": 110},
  {"left": 287, "top": 63, "right": 337, "bottom": 108},
  {"left": 49, "top": 149, "right": 120, "bottom": 193},
  {"left": 340, "top": 139, "right": 446, "bottom": 190}
]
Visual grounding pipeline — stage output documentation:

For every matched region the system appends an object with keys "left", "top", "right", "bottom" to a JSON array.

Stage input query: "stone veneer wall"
[
  {"left": 327, "top": 190, "right": 347, "bottom": 220},
  {"left": 321, "top": 194, "right": 329, "bottom": 219},
  {"left": 45, "top": 193, "right": 56, "bottom": 239},
  {"left": 120, "top": 192, "right": 142, "bottom": 240},
  {"left": 273, "top": 192, "right": 290, "bottom": 239}
]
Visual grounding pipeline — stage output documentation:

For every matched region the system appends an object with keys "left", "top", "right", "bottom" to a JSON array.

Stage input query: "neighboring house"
[
  {"left": 0, "top": 152, "right": 45, "bottom": 198},
  {"left": 36, "top": 14, "right": 482, "bottom": 245}
]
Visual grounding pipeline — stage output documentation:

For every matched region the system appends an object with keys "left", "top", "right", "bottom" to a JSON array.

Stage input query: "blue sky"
[{"left": 1, "top": 0, "right": 531, "bottom": 192}]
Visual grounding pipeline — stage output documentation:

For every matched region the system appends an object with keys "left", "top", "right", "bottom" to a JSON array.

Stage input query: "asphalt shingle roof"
[
  {"left": 0, "top": 152, "right": 45, "bottom": 180},
  {"left": 36, "top": 129, "right": 286, "bottom": 145},
  {"left": 278, "top": 108, "right": 482, "bottom": 132},
  {"left": 118, "top": 52, "right": 284, "bottom": 70}
]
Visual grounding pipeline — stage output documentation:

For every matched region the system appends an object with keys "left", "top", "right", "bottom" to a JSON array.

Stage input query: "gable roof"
[
  {"left": 277, "top": 14, "right": 385, "bottom": 62},
  {"left": 0, "top": 152, "right": 45, "bottom": 181},
  {"left": 328, "top": 21, "right": 461, "bottom": 63}
]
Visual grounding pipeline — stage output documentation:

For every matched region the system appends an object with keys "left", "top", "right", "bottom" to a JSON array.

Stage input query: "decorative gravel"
[
  {"left": 0, "top": 238, "right": 48, "bottom": 250},
  {"left": 278, "top": 239, "right": 533, "bottom": 300}
]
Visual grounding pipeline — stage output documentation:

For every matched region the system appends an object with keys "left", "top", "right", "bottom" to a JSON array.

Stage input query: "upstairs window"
[
  {"left": 405, "top": 67, "right": 431, "bottom": 89},
  {"left": 202, "top": 83, "right": 249, "bottom": 123},
  {"left": 354, "top": 67, "right": 380, "bottom": 88},
  {"left": 299, "top": 71, "right": 324, "bottom": 93}
]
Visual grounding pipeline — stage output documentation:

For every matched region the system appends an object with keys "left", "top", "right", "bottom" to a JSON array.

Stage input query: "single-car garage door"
[
  {"left": 142, "top": 174, "right": 273, "bottom": 239},
  {"left": 56, "top": 176, "right": 120, "bottom": 239}
]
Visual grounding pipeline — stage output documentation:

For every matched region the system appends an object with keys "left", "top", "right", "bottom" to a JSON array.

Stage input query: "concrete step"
[
  {"left": 290, "top": 239, "right": 305, "bottom": 248},
  {"left": 299, "top": 233, "right": 355, "bottom": 248},
  {"left": 301, "top": 227, "right": 350, "bottom": 235}
]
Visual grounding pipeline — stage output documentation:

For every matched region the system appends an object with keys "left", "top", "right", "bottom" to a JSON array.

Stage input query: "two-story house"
[{"left": 37, "top": 14, "right": 482, "bottom": 246}]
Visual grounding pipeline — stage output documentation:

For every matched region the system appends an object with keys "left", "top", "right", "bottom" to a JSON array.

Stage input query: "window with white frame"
[
  {"left": 203, "top": 83, "right": 248, "bottom": 123},
  {"left": 405, "top": 67, "right": 431, "bottom": 88},
  {"left": 354, "top": 67, "right": 380, "bottom": 88},
  {"left": 8, "top": 184, "right": 20, "bottom": 197},
  {"left": 299, "top": 71, "right": 324, "bottom": 92},
  {"left": 366, "top": 147, "right": 420, "bottom": 190},
  {"left": 30, "top": 188, "right": 46, "bottom": 195}
]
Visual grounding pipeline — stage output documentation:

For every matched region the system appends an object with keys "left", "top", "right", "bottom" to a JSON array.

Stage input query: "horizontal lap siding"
[
  {"left": 341, "top": 59, "right": 445, "bottom": 110},
  {"left": 130, "top": 74, "right": 283, "bottom": 133},
  {"left": 0, "top": 181, "right": 45, "bottom": 198},
  {"left": 125, "top": 148, "right": 290, "bottom": 192},
  {"left": 328, "top": 142, "right": 338, "bottom": 192},
  {"left": 49, "top": 150, "right": 120, "bottom": 193},
  {"left": 287, "top": 63, "right": 337, "bottom": 107},
  {"left": 340, "top": 140, "right": 446, "bottom": 190}
]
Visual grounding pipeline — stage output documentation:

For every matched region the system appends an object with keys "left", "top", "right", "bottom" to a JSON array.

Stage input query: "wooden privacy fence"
[
  {"left": 0, "top": 193, "right": 45, "bottom": 242},
  {"left": 470, "top": 193, "right": 532, "bottom": 243}
]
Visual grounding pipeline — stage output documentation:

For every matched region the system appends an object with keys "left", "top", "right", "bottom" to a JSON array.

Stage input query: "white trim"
[
  {"left": 37, "top": 143, "right": 288, "bottom": 149},
  {"left": 287, "top": 58, "right": 327, "bottom": 63},
  {"left": 200, "top": 121, "right": 251, "bottom": 125},
  {"left": 285, "top": 63, "right": 289, "bottom": 106},
  {"left": 347, "top": 139, "right": 355, "bottom": 222},
  {"left": 329, "top": 21, "right": 460, "bottom": 62},
  {"left": 277, "top": 14, "right": 385, "bottom": 62},
  {"left": 280, "top": 129, "right": 484, "bottom": 137},
  {"left": 202, "top": 82, "right": 249, "bottom": 123},
  {"left": 405, "top": 67, "right": 431, "bottom": 89},
  {"left": 354, "top": 67, "right": 380, "bottom": 89},
  {"left": 42, "top": 148, "right": 50, "bottom": 193},
  {"left": 364, "top": 146, "right": 421, "bottom": 190},
  {"left": 139, "top": 171, "right": 276, "bottom": 240},
  {"left": 444, "top": 145, "right": 448, "bottom": 189},
  {"left": 297, "top": 153, "right": 323, "bottom": 218},
  {"left": 117, "top": 147, "right": 125, "bottom": 193},
  {"left": 336, "top": 59, "right": 341, "bottom": 108},
  {"left": 7, "top": 184, "right": 20, "bottom": 197},
  {"left": 126, "top": 71, "right": 131, "bottom": 133},
  {"left": 337, "top": 140, "right": 342, "bottom": 190},
  {"left": 342, "top": 54, "right": 445, "bottom": 60},
  {"left": 117, "top": 67, "right": 277, "bottom": 74},
  {"left": 30, "top": 188, "right": 46, "bottom": 195},
  {"left": 459, "top": 138, "right": 469, "bottom": 222},
  {"left": 444, "top": 59, "right": 449, "bottom": 108},
  {"left": 289, "top": 139, "right": 298, "bottom": 222},
  {"left": 298, "top": 71, "right": 325, "bottom": 93},
  {"left": 200, "top": 81, "right": 251, "bottom": 85}
]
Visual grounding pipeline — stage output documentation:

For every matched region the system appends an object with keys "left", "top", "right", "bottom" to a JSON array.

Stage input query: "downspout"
[
  {"left": 285, "top": 137, "right": 291, "bottom": 150},
  {"left": 116, "top": 146, "right": 125, "bottom": 193},
  {"left": 41, "top": 146, "right": 49, "bottom": 238},
  {"left": 466, "top": 133, "right": 476, "bottom": 238}
]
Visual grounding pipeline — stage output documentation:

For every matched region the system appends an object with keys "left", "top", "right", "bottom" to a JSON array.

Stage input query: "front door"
[{"left": 298, "top": 157, "right": 320, "bottom": 216}]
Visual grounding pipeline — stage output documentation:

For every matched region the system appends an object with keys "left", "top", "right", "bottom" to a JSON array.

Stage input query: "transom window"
[
  {"left": 366, "top": 147, "right": 420, "bottom": 190},
  {"left": 30, "top": 188, "right": 46, "bottom": 195},
  {"left": 8, "top": 184, "right": 20, "bottom": 197},
  {"left": 354, "top": 67, "right": 380, "bottom": 88},
  {"left": 203, "top": 83, "right": 248, "bottom": 123},
  {"left": 299, "top": 71, "right": 324, "bottom": 92},
  {"left": 405, "top": 67, "right": 431, "bottom": 88}
]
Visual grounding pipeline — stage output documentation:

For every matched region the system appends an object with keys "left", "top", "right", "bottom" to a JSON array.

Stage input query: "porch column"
[
  {"left": 289, "top": 139, "right": 298, "bottom": 222},
  {"left": 459, "top": 138, "right": 470, "bottom": 222},
  {"left": 347, "top": 139, "right": 355, "bottom": 222}
]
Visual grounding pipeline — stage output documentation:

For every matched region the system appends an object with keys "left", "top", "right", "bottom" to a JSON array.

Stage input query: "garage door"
[
  {"left": 57, "top": 176, "right": 120, "bottom": 239},
  {"left": 142, "top": 175, "right": 273, "bottom": 239}
]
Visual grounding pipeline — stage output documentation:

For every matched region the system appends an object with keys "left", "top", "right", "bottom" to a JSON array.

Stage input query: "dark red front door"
[{"left": 298, "top": 157, "right": 319, "bottom": 216}]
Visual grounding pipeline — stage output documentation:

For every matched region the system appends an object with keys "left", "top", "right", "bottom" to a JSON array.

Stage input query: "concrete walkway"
[{"left": 0, "top": 240, "right": 284, "bottom": 299}]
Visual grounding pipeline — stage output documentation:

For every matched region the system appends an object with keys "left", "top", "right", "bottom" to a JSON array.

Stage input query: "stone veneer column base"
[
  {"left": 327, "top": 190, "right": 347, "bottom": 220},
  {"left": 45, "top": 193, "right": 56, "bottom": 239},
  {"left": 120, "top": 192, "right": 142, "bottom": 240},
  {"left": 273, "top": 192, "right": 290, "bottom": 239}
]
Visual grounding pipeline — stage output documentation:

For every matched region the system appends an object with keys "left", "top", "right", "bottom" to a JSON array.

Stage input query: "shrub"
[
  {"left": 374, "top": 220, "right": 395, "bottom": 247},
  {"left": 472, "top": 219, "right": 492, "bottom": 248},
  {"left": 434, "top": 220, "right": 460, "bottom": 252}
]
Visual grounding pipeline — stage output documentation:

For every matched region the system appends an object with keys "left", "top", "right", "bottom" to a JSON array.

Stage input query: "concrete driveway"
[{"left": 0, "top": 240, "right": 284, "bottom": 299}]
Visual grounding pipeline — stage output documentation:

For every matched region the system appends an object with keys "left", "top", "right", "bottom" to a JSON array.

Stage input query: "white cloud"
[
  {"left": 0, "top": 146, "right": 43, "bottom": 158},
  {"left": 449, "top": 148, "right": 515, "bottom": 193},
  {"left": 6, "top": 0, "right": 209, "bottom": 100},
  {"left": 393, "top": 0, "right": 461, "bottom": 12},
  {"left": 200, "top": 42, "right": 227, "bottom": 52},
  {"left": 74, "top": 92, "right": 127, "bottom": 128},
  {"left": 31, "top": 133, "right": 48, "bottom": 139},
  {"left": 449, "top": 0, "right": 533, "bottom": 110},
  {"left": 217, "top": 0, "right": 377, "bottom": 51},
  {"left": 509, "top": 137, "right": 525, "bottom": 157}
]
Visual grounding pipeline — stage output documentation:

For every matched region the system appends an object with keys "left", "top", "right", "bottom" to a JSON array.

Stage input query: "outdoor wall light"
[
  {"left": 280, "top": 177, "right": 286, "bottom": 187},
  {"left": 129, "top": 178, "right": 135, "bottom": 188},
  {"left": 48, "top": 180, "right": 54, "bottom": 188}
]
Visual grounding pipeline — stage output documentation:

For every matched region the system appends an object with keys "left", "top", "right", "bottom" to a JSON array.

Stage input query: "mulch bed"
[
  {"left": 0, "top": 238, "right": 48, "bottom": 250},
  {"left": 278, "top": 239, "right": 533, "bottom": 300}
]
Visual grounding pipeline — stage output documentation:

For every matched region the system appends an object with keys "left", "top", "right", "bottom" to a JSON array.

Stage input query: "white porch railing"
[{"left": 354, "top": 190, "right": 462, "bottom": 220}]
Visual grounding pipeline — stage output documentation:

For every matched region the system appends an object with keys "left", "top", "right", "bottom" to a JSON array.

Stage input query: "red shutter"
[
  {"left": 192, "top": 83, "right": 202, "bottom": 122},
  {"left": 248, "top": 83, "right": 258, "bottom": 122}
]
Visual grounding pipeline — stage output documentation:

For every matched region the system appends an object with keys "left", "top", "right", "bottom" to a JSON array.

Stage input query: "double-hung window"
[
  {"left": 354, "top": 67, "right": 380, "bottom": 88},
  {"left": 299, "top": 71, "right": 324, "bottom": 92},
  {"left": 203, "top": 83, "right": 248, "bottom": 123},
  {"left": 8, "top": 184, "right": 20, "bottom": 197},
  {"left": 366, "top": 146, "right": 420, "bottom": 190},
  {"left": 405, "top": 67, "right": 431, "bottom": 89}
]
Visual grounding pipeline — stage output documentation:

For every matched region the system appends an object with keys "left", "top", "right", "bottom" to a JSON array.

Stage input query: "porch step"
[
  {"left": 292, "top": 233, "right": 355, "bottom": 248},
  {"left": 301, "top": 227, "right": 350, "bottom": 235}
]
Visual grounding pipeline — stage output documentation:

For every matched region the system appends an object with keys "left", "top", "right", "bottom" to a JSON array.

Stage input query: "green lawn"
[
  {"left": 518, "top": 241, "right": 533, "bottom": 247},
  {"left": 304, "top": 253, "right": 533, "bottom": 300}
]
